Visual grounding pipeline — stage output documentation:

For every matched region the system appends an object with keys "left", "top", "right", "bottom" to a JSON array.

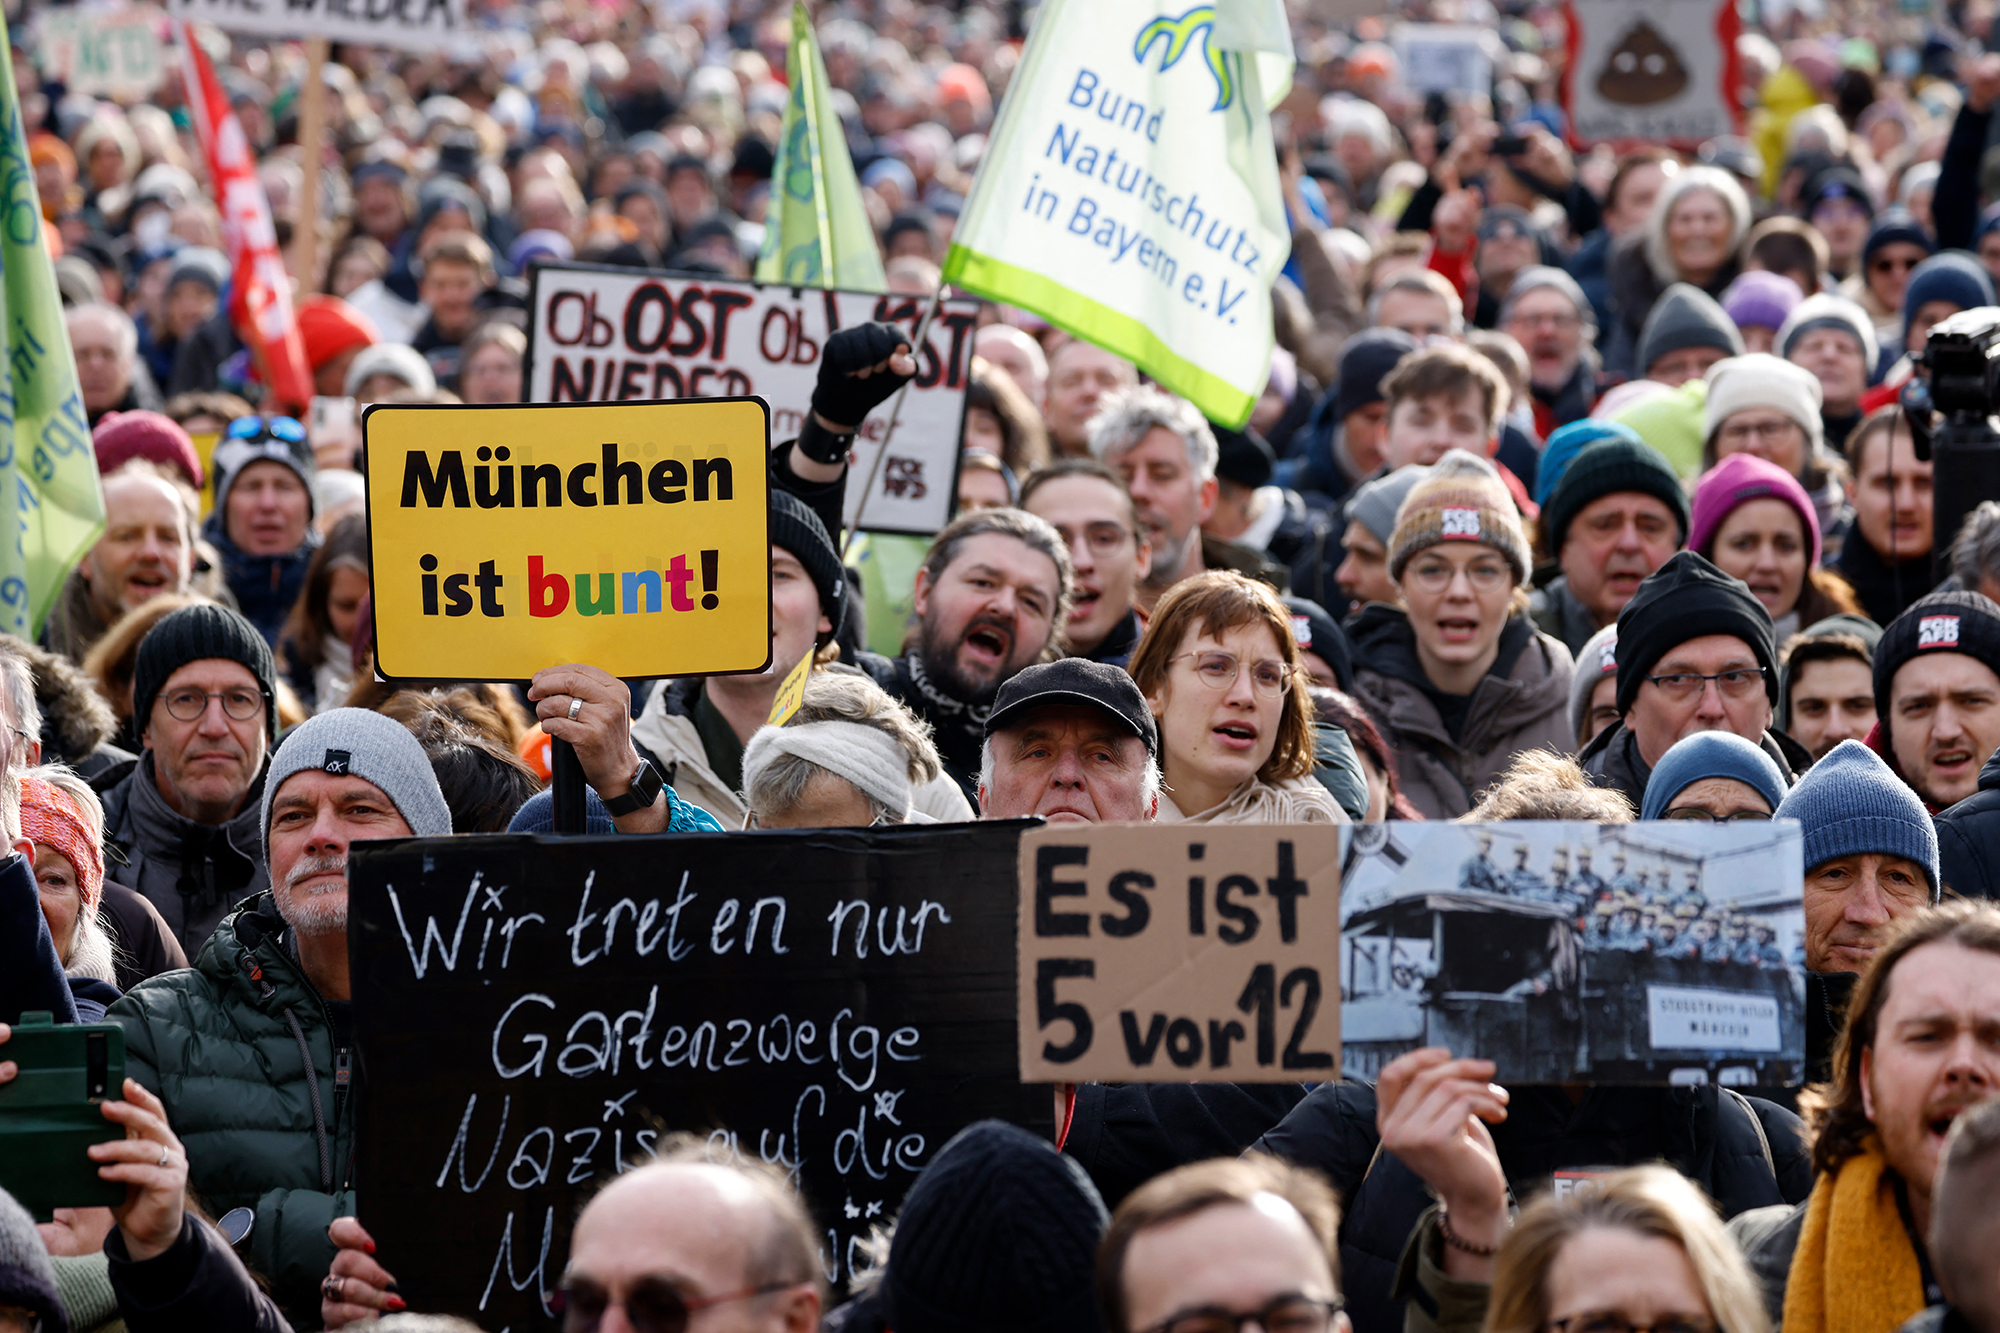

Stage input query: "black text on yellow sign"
[
  {"left": 364, "top": 399, "right": 772, "bottom": 681},
  {"left": 1016, "top": 824, "right": 1344, "bottom": 1084}
]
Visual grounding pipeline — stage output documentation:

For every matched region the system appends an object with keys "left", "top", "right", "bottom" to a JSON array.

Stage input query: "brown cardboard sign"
[{"left": 1018, "top": 824, "right": 1343, "bottom": 1083}]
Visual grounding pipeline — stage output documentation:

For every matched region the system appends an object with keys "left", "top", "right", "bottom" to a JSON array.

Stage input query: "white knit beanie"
[
  {"left": 742, "top": 721, "right": 915, "bottom": 819},
  {"left": 1703, "top": 353, "right": 1824, "bottom": 457}
]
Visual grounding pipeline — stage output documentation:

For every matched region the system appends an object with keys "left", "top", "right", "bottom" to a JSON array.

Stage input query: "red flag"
[{"left": 178, "top": 23, "right": 314, "bottom": 412}]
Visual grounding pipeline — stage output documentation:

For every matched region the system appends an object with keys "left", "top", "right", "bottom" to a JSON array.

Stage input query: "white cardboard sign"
[{"left": 526, "top": 264, "right": 976, "bottom": 537}]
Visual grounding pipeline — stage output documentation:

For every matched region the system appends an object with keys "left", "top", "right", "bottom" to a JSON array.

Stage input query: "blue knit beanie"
[
  {"left": 1536, "top": 419, "right": 1642, "bottom": 508},
  {"left": 1641, "top": 731, "right": 1790, "bottom": 820},
  {"left": 1774, "top": 739, "right": 1940, "bottom": 896},
  {"left": 1860, "top": 207, "right": 1933, "bottom": 267},
  {"left": 1900, "top": 251, "right": 1995, "bottom": 356}
]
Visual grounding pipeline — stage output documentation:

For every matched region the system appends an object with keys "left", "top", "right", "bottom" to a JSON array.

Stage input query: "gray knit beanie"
[
  {"left": 0, "top": 1186, "right": 66, "bottom": 1333},
  {"left": 1500, "top": 266, "right": 1596, "bottom": 338},
  {"left": 1774, "top": 738, "right": 1940, "bottom": 896},
  {"left": 1636, "top": 283, "right": 1744, "bottom": 377},
  {"left": 1345, "top": 463, "right": 1431, "bottom": 546},
  {"left": 1569, "top": 624, "right": 1619, "bottom": 742},
  {"left": 1776, "top": 293, "right": 1879, "bottom": 375},
  {"left": 261, "top": 707, "right": 453, "bottom": 853}
]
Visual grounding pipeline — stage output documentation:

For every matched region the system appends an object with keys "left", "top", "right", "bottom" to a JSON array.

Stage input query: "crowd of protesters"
[{"left": 5, "top": 0, "right": 2000, "bottom": 1330}]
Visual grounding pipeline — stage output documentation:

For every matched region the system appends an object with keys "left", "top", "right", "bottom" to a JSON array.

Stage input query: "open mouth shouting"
[
  {"left": 957, "top": 617, "right": 1015, "bottom": 673},
  {"left": 1069, "top": 582, "right": 1102, "bottom": 624},
  {"left": 1929, "top": 744, "right": 1976, "bottom": 782},
  {"left": 1434, "top": 615, "right": 1482, "bottom": 646},
  {"left": 1211, "top": 719, "right": 1259, "bottom": 752}
]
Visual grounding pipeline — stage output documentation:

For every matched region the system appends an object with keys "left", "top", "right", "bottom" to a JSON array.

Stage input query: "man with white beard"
[{"left": 109, "top": 708, "right": 450, "bottom": 1328}]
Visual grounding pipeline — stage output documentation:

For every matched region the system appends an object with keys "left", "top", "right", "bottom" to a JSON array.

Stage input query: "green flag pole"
[
  {"left": 0, "top": 7, "right": 105, "bottom": 638},
  {"left": 756, "top": 0, "right": 887, "bottom": 292}
]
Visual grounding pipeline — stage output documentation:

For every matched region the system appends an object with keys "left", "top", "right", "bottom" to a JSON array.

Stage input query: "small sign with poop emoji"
[{"left": 1564, "top": 0, "right": 1738, "bottom": 147}]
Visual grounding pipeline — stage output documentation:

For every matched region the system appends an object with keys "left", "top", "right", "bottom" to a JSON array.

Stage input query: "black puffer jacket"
[
  {"left": 106, "top": 1214, "right": 292, "bottom": 1333},
  {"left": 109, "top": 893, "right": 355, "bottom": 1329},
  {"left": 1934, "top": 746, "right": 2000, "bottom": 900},
  {"left": 1252, "top": 1080, "right": 1812, "bottom": 1333}
]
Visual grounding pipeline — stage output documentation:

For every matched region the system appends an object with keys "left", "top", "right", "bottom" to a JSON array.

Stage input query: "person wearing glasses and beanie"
[
  {"left": 1349, "top": 451, "right": 1574, "bottom": 820},
  {"left": 1125, "top": 570, "right": 1341, "bottom": 824},
  {"left": 1640, "top": 731, "right": 1791, "bottom": 823},
  {"left": 97, "top": 603, "right": 277, "bottom": 957},
  {"left": 1579, "top": 551, "right": 1809, "bottom": 810},
  {"left": 1700, "top": 355, "right": 1850, "bottom": 553},
  {"left": 204, "top": 414, "right": 319, "bottom": 646}
]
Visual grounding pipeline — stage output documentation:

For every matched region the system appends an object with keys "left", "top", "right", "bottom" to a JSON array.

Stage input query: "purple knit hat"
[
  {"left": 1688, "top": 452, "right": 1822, "bottom": 569},
  {"left": 1719, "top": 270, "right": 1805, "bottom": 335}
]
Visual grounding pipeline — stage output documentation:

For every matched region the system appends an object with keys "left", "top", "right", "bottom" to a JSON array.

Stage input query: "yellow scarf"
[{"left": 1781, "top": 1135, "right": 1927, "bottom": 1333}]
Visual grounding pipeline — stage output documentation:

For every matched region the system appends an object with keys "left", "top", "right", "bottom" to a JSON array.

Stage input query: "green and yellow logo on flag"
[
  {"left": 0, "top": 8, "right": 104, "bottom": 637},
  {"left": 943, "top": 0, "right": 1292, "bottom": 428},
  {"left": 756, "top": 2, "right": 887, "bottom": 291}
]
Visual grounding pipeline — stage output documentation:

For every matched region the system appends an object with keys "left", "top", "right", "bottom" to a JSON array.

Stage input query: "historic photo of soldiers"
[{"left": 1338, "top": 822, "right": 1807, "bottom": 1087}]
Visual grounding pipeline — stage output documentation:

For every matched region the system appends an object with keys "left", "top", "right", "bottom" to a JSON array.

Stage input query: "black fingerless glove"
[{"left": 809, "top": 321, "right": 914, "bottom": 429}]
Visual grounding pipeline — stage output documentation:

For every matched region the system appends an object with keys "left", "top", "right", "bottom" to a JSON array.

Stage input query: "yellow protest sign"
[
  {"left": 189, "top": 432, "right": 218, "bottom": 518},
  {"left": 766, "top": 647, "right": 813, "bottom": 726},
  {"left": 364, "top": 399, "right": 772, "bottom": 681}
]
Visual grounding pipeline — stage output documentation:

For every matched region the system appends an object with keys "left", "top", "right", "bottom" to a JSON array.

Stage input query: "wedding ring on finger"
[
  {"left": 567, "top": 697, "right": 583, "bottom": 721},
  {"left": 157, "top": 1147, "right": 169, "bottom": 1168},
  {"left": 324, "top": 1276, "right": 343, "bottom": 1303}
]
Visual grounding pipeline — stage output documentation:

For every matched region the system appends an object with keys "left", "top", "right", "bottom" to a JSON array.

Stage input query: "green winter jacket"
[{"left": 108, "top": 891, "right": 354, "bottom": 1330}]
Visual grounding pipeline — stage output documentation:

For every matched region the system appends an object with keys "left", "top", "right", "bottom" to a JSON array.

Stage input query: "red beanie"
[
  {"left": 93, "top": 411, "right": 202, "bottom": 488},
  {"left": 295, "top": 295, "right": 379, "bottom": 371}
]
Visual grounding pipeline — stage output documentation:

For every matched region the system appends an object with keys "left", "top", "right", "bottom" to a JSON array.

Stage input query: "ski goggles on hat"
[{"left": 224, "top": 414, "right": 307, "bottom": 446}]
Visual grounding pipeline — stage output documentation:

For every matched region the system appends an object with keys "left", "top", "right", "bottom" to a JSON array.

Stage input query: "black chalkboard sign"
[{"left": 348, "top": 822, "right": 1050, "bottom": 1331}]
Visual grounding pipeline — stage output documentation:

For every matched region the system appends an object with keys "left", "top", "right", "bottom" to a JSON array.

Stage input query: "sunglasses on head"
[
  {"left": 225, "top": 415, "right": 307, "bottom": 445},
  {"left": 548, "top": 1277, "right": 798, "bottom": 1333}
]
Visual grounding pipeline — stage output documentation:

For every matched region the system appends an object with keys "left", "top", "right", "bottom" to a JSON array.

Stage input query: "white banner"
[
  {"left": 162, "top": 0, "right": 467, "bottom": 53},
  {"left": 944, "top": 0, "right": 1291, "bottom": 427},
  {"left": 1564, "top": 0, "right": 1737, "bottom": 146},
  {"left": 524, "top": 265, "right": 976, "bottom": 537},
  {"left": 1646, "top": 985, "right": 1781, "bottom": 1052},
  {"left": 35, "top": 6, "right": 167, "bottom": 99}
]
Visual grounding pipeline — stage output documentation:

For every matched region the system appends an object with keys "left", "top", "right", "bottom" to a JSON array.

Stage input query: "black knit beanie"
[
  {"left": 1873, "top": 591, "right": 2000, "bottom": 745},
  {"left": 1614, "top": 551, "right": 1778, "bottom": 716},
  {"left": 1539, "top": 436, "right": 1688, "bottom": 558},
  {"left": 769, "top": 489, "right": 846, "bottom": 646},
  {"left": 133, "top": 603, "right": 279, "bottom": 738},
  {"left": 880, "top": 1120, "right": 1109, "bottom": 1333}
]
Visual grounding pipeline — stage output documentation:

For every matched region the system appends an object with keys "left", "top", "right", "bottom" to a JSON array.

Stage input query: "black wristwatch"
[{"left": 600, "top": 759, "right": 664, "bottom": 817}]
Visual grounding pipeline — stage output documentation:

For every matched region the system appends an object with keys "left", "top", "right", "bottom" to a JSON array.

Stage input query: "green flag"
[
  {"left": 0, "top": 9, "right": 103, "bottom": 638},
  {"left": 942, "top": 0, "right": 1293, "bottom": 427},
  {"left": 756, "top": 2, "right": 887, "bottom": 290}
]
